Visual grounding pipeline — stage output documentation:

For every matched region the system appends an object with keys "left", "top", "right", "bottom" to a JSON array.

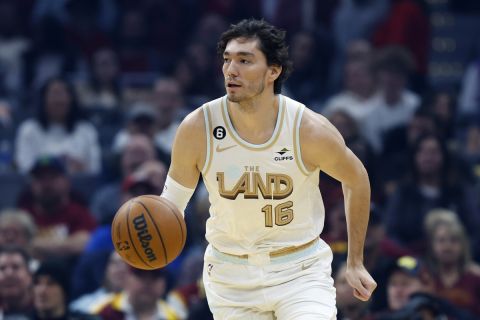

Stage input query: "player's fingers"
[
  {"left": 353, "top": 288, "right": 369, "bottom": 301},
  {"left": 364, "top": 278, "right": 377, "bottom": 293},
  {"left": 354, "top": 280, "right": 371, "bottom": 298}
]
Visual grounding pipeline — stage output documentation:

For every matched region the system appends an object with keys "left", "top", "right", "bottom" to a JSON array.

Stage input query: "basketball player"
[{"left": 161, "top": 19, "right": 376, "bottom": 319}]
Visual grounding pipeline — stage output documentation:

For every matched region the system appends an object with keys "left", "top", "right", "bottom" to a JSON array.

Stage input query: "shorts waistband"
[{"left": 211, "top": 237, "right": 320, "bottom": 265}]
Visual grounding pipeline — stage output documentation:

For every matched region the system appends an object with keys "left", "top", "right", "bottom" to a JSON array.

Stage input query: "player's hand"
[{"left": 345, "top": 264, "right": 377, "bottom": 301}]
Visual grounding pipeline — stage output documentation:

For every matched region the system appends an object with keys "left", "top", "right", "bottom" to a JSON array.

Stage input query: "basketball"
[{"left": 111, "top": 195, "right": 187, "bottom": 270}]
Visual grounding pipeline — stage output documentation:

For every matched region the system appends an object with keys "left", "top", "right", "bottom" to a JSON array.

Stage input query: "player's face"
[{"left": 222, "top": 38, "right": 272, "bottom": 102}]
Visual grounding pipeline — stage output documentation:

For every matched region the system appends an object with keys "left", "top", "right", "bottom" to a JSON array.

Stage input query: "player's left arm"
[{"left": 300, "top": 108, "right": 377, "bottom": 301}]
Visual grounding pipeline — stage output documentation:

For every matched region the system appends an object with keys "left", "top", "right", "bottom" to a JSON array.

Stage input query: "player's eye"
[
  {"left": 223, "top": 58, "right": 230, "bottom": 63},
  {"left": 240, "top": 59, "right": 250, "bottom": 64}
]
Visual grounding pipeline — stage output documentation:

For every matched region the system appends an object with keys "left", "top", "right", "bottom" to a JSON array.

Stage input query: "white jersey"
[{"left": 201, "top": 95, "right": 326, "bottom": 255}]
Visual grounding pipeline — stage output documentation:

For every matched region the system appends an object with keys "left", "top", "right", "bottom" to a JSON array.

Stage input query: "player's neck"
[{"left": 227, "top": 93, "right": 279, "bottom": 143}]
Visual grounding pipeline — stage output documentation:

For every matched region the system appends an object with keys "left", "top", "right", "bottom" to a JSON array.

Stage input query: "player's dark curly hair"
[{"left": 217, "top": 19, "right": 293, "bottom": 94}]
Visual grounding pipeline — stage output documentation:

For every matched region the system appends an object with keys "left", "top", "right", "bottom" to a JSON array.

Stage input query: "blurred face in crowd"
[
  {"left": 121, "top": 135, "right": 156, "bottom": 175},
  {"left": 104, "top": 252, "right": 129, "bottom": 292},
  {"left": 329, "top": 110, "right": 358, "bottom": 141},
  {"left": 344, "top": 60, "right": 374, "bottom": 98},
  {"left": 432, "top": 93, "right": 453, "bottom": 123},
  {"left": 407, "top": 115, "right": 436, "bottom": 146},
  {"left": 93, "top": 48, "right": 119, "bottom": 85},
  {"left": 415, "top": 137, "right": 443, "bottom": 178},
  {"left": 33, "top": 275, "right": 65, "bottom": 318},
  {"left": 45, "top": 80, "right": 72, "bottom": 123},
  {"left": 387, "top": 271, "right": 423, "bottom": 311},
  {"left": 31, "top": 169, "right": 69, "bottom": 210},
  {"left": 151, "top": 79, "right": 183, "bottom": 127},
  {"left": 222, "top": 38, "right": 279, "bottom": 103},
  {"left": 0, "top": 222, "right": 30, "bottom": 248},
  {"left": 378, "top": 70, "right": 406, "bottom": 103},
  {"left": 291, "top": 32, "right": 314, "bottom": 70},
  {"left": 126, "top": 269, "right": 166, "bottom": 311},
  {"left": 431, "top": 224, "right": 463, "bottom": 267},
  {"left": 0, "top": 253, "right": 32, "bottom": 301}
]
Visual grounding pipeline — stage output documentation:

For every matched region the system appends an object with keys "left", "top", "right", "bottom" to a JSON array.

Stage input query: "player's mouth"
[{"left": 227, "top": 82, "right": 241, "bottom": 88}]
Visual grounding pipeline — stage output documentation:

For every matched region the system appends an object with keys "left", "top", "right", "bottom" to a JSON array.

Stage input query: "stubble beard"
[{"left": 226, "top": 81, "right": 265, "bottom": 107}]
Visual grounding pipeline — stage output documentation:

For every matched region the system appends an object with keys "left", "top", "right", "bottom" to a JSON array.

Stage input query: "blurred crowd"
[{"left": 1, "top": 0, "right": 480, "bottom": 319}]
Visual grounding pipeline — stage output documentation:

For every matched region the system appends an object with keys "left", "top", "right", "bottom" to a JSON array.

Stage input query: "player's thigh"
[
  {"left": 211, "top": 307, "right": 274, "bottom": 320},
  {"left": 273, "top": 257, "right": 336, "bottom": 320},
  {"left": 203, "top": 247, "right": 272, "bottom": 319}
]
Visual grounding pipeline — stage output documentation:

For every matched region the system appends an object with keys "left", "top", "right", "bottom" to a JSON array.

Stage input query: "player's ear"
[{"left": 268, "top": 65, "right": 282, "bottom": 82}]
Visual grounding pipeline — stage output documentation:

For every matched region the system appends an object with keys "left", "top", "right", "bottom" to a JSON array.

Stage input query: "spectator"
[
  {"left": 33, "top": 260, "right": 98, "bottom": 320},
  {"left": 167, "top": 279, "right": 209, "bottom": 320},
  {"left": 0, "top": 246, "right": 34, "bottom": 319},
  {"left": 0, "top": 208, "right": 36, "bottom": 250},
  {"left": 18, "top": 155, "right": 96, "bottom": 260},
  {"left": 0, "top": 0, "right": 30, "bottom": 99},
  {"left": 363, "top": 46, "right": 420, "bottom": 153},
  {"left": 97, "top": 267, "right": 179, "bottom": 320},
  {"left": 330, "top": 0, "right": 388, "bottom": 91},
  {"left": 21, "top": 17, "right": 80, "bottom": 92},
  {"left": 426, "top": 90, "right": 457, "bottom": 143},
  {"left": 123, "top": 103, "right": 157, "bottom": 139},
  {"left": 173, "top": 43, "right": 222, "bottom": 105},
  {"left": 323, "top": 43, "right": 379, "bottom": 127},
  {"left": 380, "top": 107, "right": 437, "bottom": 197},
  {"left": 113, "top": 77, "right": 184, "bottom": 164},
  {"left": 75, "top": 47, "right": 122, "bottom": 110},
  {"left": 15, "top": 77, "right": 101, "bottom": 174},
  {"left": 375, "top": 254, "right": 476, "bottom": 319},
  {"left": 70, "top": 252, "right": 128, "bottom": 314},
  {"left": 63, "top": 0, "right": 112, "bottom": 59},
  {"left": 91, "top": 134, "right": 157, "bottom": 225},
  {"left": 423, "top": 209, "right": 480, "bottom": 316},
  {"left": 371, "top": 0, "right": 429, "bottom": 92},
  {"left": 285, "top": 31, "right": 324, "bottom": 106},
  {"left": 384, "top": 134, "right": 478, "bottom": 255},
  {"left": 375, "top": 256, "right": 426, "bottom": 316},
  {"left": 114, "top": 8, "right": 156, "bottom": 73}
]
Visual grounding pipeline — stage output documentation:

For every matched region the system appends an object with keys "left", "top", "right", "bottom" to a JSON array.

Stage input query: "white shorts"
[{"left": 203, "top": 239, "right": 337, "bottom": 320}]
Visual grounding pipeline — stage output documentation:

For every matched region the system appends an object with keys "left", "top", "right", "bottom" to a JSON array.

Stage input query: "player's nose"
[{"left": 224, "top": 62, "right": 239, "bottom": 78}]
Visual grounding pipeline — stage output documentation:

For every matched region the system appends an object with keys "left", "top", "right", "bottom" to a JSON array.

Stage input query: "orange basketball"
[{"left": 111, "top": 195, "right": 187, "bottom": 270}]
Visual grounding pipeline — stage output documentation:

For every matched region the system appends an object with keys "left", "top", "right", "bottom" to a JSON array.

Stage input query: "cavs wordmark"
[{"left": 217, "top": 167, "right": 293, "bottom": 200}]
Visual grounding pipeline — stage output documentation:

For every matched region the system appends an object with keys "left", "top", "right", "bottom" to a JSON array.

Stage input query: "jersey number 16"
[{"left": 261, "top": 201, "right": 294, "bottom": 227}]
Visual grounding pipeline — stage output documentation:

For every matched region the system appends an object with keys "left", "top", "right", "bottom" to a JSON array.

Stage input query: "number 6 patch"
[{"left": 213, "top": 126, "right": 226, "bottom": 140}]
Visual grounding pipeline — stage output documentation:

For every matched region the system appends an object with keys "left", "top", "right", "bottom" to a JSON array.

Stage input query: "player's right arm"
[
  {"left": 168, "top": 108, "right": 206, "bottom": 188},
  {"left": 161, "top": 108, "right": 206, "bottom": 213}
]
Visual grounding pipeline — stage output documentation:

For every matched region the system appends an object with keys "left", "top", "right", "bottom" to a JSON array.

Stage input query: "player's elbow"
[{"left": 343, "top": 164, "right": 370, "bottom": 190}]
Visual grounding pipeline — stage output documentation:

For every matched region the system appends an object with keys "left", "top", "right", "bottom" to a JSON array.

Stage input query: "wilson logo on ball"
[{"left": 133, "top": 214, "right": 157, "bottom": 262}]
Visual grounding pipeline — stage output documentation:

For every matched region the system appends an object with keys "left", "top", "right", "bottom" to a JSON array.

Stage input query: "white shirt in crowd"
[{"left": 15, "top": 119, "right": 101, "bottom": 174}]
